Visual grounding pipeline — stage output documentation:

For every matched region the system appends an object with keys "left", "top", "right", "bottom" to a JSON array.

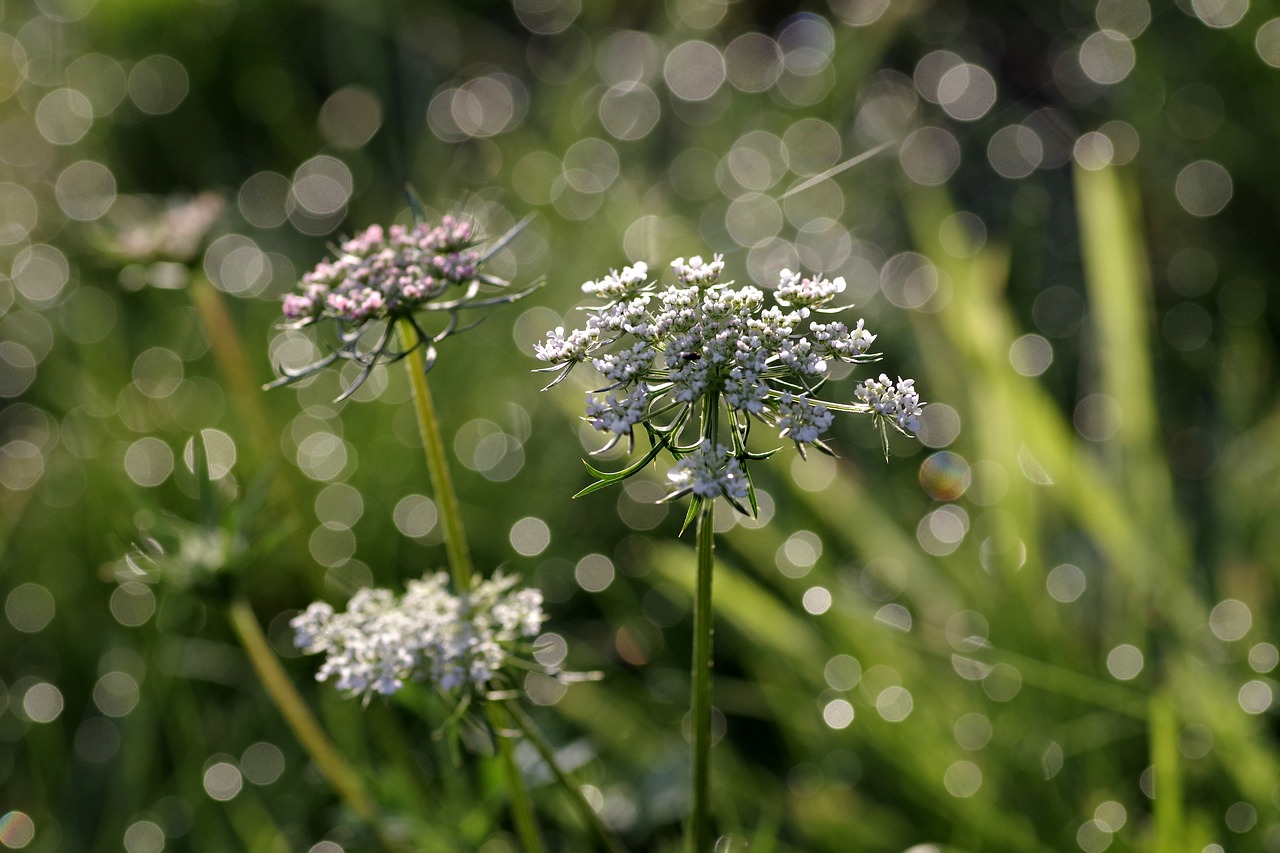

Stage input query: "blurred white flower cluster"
[
  {"left": 535, "top": 254, "right": 923, "bottom": 504},
  {"left": 291, "top": 572, "right": 545, "bottom": 698}
]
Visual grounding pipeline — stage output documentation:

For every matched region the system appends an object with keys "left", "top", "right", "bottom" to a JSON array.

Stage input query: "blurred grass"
[{"left": 3, "top": 0, "right": 1280, "bottom": 851}]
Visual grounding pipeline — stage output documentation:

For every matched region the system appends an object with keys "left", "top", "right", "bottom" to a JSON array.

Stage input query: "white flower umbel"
[
  {"left": 666, "top": 440, "right": 749, "bottom": 501},
  {"left": 856, "top": 373, "right": 924, "bottom": 435},
  {"left": 292, "top": 572, "right": 546, "bottom": 699},
  {"left": 535, "top": 253, "right": 925, "bottom": 509},
  {"left": 536, "top": 254, "right": 925, "bottom": 853}
]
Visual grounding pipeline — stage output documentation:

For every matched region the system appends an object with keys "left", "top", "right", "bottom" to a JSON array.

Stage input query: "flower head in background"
[
  {"left": 100, "top": 191, "right": 226, "bottom": 266},
  {"left": 291, "top": 572, "right": 547, "bottom": 699},
  {"left": 269, "top": 209, "right": 536, "bottom": 400},
  {"left": 535, "top": 254, "right": 923, "bottom": 514}
]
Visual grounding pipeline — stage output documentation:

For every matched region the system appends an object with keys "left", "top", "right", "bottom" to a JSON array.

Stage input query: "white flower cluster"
[
  {"left": 855, "top": 374, "right": 924, "bottom": 434},
  {"left": 667, "top": 441, "right": 749, "bottom": 501},
  {"left": 535, "top": 253, "right": 923, "bottom": 502},
  {"left": 291, "top": 572, "right": 545, "bottom": 698}
]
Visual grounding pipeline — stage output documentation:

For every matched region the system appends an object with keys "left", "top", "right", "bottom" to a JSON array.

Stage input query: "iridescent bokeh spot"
[{"left": 918, "top": 451, "right": 970, "bottom": 501}]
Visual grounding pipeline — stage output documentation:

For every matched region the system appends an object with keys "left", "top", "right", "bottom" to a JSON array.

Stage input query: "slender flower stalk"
[
  {"left": 398, "top": 317, "right": 473, "bottom": 592},
  {"left": 534, "top": 253, "right": 925, "bottom": 850},
  {"left": 488, "top": 701, "right": 547, "bottom": 853},
  {"left": 689, "top": 390, "right": 719, "bottom": 852},
  {"left": 227, "top": 598, "right": 402, "bottom": 852},
  {"left": 503, "top": 700, "right": 628, "bottom": 853},
  {"left": 189, "top": 275, "right": 277, "bottom": 465}
]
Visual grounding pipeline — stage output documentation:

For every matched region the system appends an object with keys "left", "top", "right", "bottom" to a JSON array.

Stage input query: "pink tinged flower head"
[{"left": 281, "top": 215, "right": 483, "bottom": 326}]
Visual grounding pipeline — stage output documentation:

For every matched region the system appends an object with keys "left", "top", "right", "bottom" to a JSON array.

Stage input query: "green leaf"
[
  {"left": 574, "top": 441, "right": 666, "bottom": 498},
  {"left": 679, "top": 495, "right": 701, "bottom": 536},
  {"left": 405, "top": 184, "right": 427, "bottom": 224}
]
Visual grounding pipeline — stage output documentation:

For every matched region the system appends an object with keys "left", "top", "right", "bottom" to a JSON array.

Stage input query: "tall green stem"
[
  {"left": 504, "top": 700, "right": 627, "bottom": 853},
  {"left": 227, "top": 597, "right": 401, "bottom": 852},
  {"left": 690, "top": 390, "right": 720, "bottom": 853},
  {"left": 189, "top": 275, "right": 277, "bottom": 467},
  {"left": 487, "top": 702, "right": 546, "bottom": 853},
  {"left": 397, "top": 319, "right": 548, "bottom": 849},
  {"left": 1150, "top": 691, "right": 1183, "bottom": 852},
  {"left": 397, "top": 319, "right": 473, "bottom": 592}
]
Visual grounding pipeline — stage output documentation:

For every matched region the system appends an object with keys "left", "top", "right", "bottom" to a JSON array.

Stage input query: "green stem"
[
  {"left": 227, "top": 598, "right": 400, "bottom": 852},
  {"left": 690, "top": 390, "right": 720, "bottom": 853},
  {"left": 1150, "top": 691, "right": 1183, "bottom": 852},
  {"left": 189, "top": 275, "right": 277, "bottom": 466},
  {"left": 397, "top": 318, "right": 473, "bottom": 592},
  {"left": 504, "top": 700, "right": 628, "bottom": 853},
  {"left": 488, "top": 701, "right": 546, "bottom": 853}
]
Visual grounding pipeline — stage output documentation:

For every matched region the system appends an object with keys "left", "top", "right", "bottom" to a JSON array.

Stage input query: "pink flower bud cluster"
[{"left": 283, "top": 216, "right": 479, "bottom": 325}]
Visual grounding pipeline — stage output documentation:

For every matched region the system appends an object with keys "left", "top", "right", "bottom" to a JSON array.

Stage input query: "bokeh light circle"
[
  {"left": 1106, "top": 644, "right": 1144, "bottom": 680},
  {"left": 56, "top": 161, "right": 117, "bottom": 221},
  {"left": 1047, "top": 564, "right": 1087, "bottom": 603},
  {"left": 1192, "top": 0, "right": 1248, "bottom": 28},
  {"left": 1238, "top": 680, "right": 1274, "bottom": 714},
  {"left": 1175, "top": 160, "right": 1232, "bottom": 216},
  {"left": 943, "top": 761, "right": 983, "bottom": 797},
  {"left": 664, "top": 40, "right": 725, "bottom": 101},
  {"left": 1079, "top": 31, "right": 1135, "bottom": 84},
  {"left": 122, "top": 819, "right": 164, "bottom": 853},
  {"left": 599, "top": 83, "right": 660, "bottom": 140},
  {"left": 124, "top": 437, "right": 173, "bottom": 487},
  {"left": 938, "top": 64, "right": 997, "bottom": 121},
  {"left": 1010, "top": 334, "right": 1053, "bottom": 376},
  {"left": 0, "top": 183, "right": 38, "bottom": 244},
  {"left": 5, "top": 583, "right": 55, "bottom": 633},
  {"left": 35, "top": 88, "right": 94, "bottom": 145},
  {"left": 724, "top": 33, "right": 783, "bottom": 92},
  {"left": 0, "top": 35, "right": 29, "bottom": 102},
  {"left": 203, "top": 761, "right": 243, "bottom": 801},
  {"left": 129, "top": 55, "right": 189, "bottom": 115},
  {"left": 827, "top": 0, "right": 890, "bottom": 26},
  {"left": 23, "top": 682, "right": 64, "bottom": 723},
  {"left": 919, "top": 452, "right": 970, "bottom": 501},
  {"left": 1209, "top": 599, "right": 1252, "bottom": 641},
  {"left": 1096, "top": 0, "right": 1152, "bottom": 37},
  {"left": 917, "top": 403, "right": 961, "bottom": 449},
  {"left": 899, "top": 127, "right": 960, "bottom": 185},
  {"left": 0, "top": 811, "right": 36, "bottom": 848},
  {"left": 822, "top": 699, "right": 854, "bottom": 729},
  {"left": 987, "top": 125, "right": 1043, "bottom": 179},
  {"left": 510, "top": 516, "right": 551, "bottom": 556},
  {"left": 778, "top": 13, "right": 835, "bottom": 75},
  {"left": 1073, "top": 132, "right": 1115, "bottom": 171},
  {"left": 318, "top": 85, "right": 383, "bottom": 149},
  {"left": 1258, "top": 19, "right": 1280, "bottom": 67}
]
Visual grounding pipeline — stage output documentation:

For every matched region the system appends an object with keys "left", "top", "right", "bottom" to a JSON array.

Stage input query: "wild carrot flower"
[
  {"left": 291, "top": 572, "right": 546, "bottom": 699},
  {"left": 535, "top": 254, "right": 923, "bottom": 511},
  {"left": 269, "top": 211, "right": 535, "bottom": 400}
]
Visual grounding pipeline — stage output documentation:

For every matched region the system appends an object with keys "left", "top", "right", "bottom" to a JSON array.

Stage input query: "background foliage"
[{"left": 1, "top": 0, "right": 1278, "bottom": 850}]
